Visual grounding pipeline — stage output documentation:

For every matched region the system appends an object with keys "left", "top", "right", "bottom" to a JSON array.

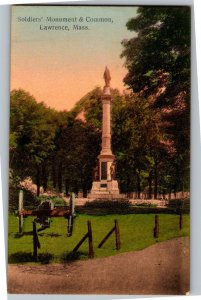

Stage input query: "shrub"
[
  {"left": 134, "top": 202, "right": 157, "bottom": 208},
  {"left": 37, "top": 252, "right": 54, "bottom": 264},
  {"left": 76, "top": 204, "right": 186, "bottom": 215},
  {"left": 8, "top": 251, "right": 54, "bottom": 264},
  {"left": 9, "top": 251, "right": 33, "bottom": 263},
  {"left": 84, "top": 199, "right": 130, "bottom": 208},
  {"left": 167, "top": 198, "right": 190, "bottom": 213},
  {"left": 76, "top": 199, "right": 132, "bottom": 214},
  {"left": 61, "top": 251, "right": 86, "bottom": 262},
  {"left": 37, "top": 195, "right": 67, "bottom": 207}
]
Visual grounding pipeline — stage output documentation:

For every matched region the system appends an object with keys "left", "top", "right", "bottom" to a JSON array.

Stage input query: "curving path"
[{"left": 8, "top": 237, "right": 189, "bottom": 295}]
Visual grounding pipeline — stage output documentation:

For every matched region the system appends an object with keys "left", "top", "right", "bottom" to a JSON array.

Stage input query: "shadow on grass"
[
  {"left": 37, "top": 227, "right": 47, "bottom": 232},
  {"left": 38, "top": 233, "right": 62, "bottom": 238},
  {"left": 61, "top": 251, "right": 88, "bottom": 262},
  {"left": 14, "top": 231, "right": 33, "bottom": 238},
  {"left": 9, "top": 251, "right": 54, "bottom": 264}
]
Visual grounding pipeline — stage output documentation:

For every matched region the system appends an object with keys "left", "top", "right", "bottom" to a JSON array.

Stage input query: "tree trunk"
[
  {"left": 58, "top": 163, "right": 63, "bottom": 193},
  {"left": 148, "top": 171, "right": 152, "bottom": 199},
  {"left": 52, "top": 158, "right": 57, "bottom": 189},
  {"left": 136, "top": 172, "right": 141, "bottom": 199},
  {"left": 154, "top": 161, "right": 158, "bottom": 199},
  {"left": 42, "top": 162, "right": 48, "bottom": 192},
  {"left": 173, "top": 184, "right": 177, "bottom": 199},
  {"left": 36, "top": 166, "right": 41, "bottom": 197},
  {"left": 65, "top": 179, "right": 69, "bottom": 196},
  {"left": 83, "top": 188, "right": 88, "bottom": 198}
]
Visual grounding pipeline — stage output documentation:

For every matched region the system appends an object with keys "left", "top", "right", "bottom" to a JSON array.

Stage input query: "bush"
[
  {"left": 37, "top": 195, "right": 67, "bottom": 207},
  {"left": 167, "top": 198, "right": 190, "bottom": 213},
  {"left": 75, "top": 199, "right": 131, "bottom": 214},
  {"left": 8, "top": 251, "right": 54, "bottom": 264},
  {"left": 84, "top": 199, "right": 130, "bottom": 210},
  {"left": 77, "top": 201, "right": 188, "bottom": 215},
  {"left": 61, "top": 251, "right": 85, "bottom": 262},
  {"left": 134, "top": 202, "right": 157, "bottom": 208}
]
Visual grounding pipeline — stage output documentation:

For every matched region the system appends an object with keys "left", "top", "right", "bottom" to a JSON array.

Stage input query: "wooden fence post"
[
  {"left": 115, "top": 219, "right": 121, "bottom": 250},
  {"left": 88, "top": 221, "right": 94, "bottom": 258},
  {"left": 153, "top": 215, "right": 159, "bottom": 238},
  {"left": 33, "top": 221, "right": 40, "bottom": 261},
  {"left": 72, "top": 221, "right": 94, "bottom": 259}
]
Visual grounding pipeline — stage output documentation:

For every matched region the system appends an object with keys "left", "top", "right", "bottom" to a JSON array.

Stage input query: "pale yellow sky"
[{"left": 11, "top": 6, "right": 138, "bottom": 111}]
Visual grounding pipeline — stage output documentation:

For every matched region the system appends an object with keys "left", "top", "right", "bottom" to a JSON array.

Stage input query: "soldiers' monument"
[{"left": 88, "top": 67, "right": 120, "bottom": 199}]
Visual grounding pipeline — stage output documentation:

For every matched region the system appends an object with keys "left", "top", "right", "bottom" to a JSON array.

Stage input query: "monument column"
[
  {"left": 89, "top": 66, "right": 120, "bottom": 199},
  {"left": 98, "top": 67, "right": 115, "bottom": 181}
]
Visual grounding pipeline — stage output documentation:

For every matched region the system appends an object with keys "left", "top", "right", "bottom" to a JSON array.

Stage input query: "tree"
[
  {"left": 121, "top": 7, "right": 190, "bottom": 193},
  {"left": 55, "top": 120, "right": 101, "bottom": 196},
  {"left": 10, "top": 89, "right": 65, "bottom": 195},
  {"left": 112, "top": 93, "right": 166, "bottom": 196}
]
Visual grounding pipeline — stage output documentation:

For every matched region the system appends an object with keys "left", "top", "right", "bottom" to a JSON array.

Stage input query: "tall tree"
[
  {"left": 121, "top": 7, "right": 190, "bottom": 193},
  {"left": 55, "top": 119, "right": 101, "bottom": 196},
  {"left": 10, "top": 89, "right": 66, "bottom": 195},
  {"left": 112, "top": 93, "right": 167, "bottom": 196}
]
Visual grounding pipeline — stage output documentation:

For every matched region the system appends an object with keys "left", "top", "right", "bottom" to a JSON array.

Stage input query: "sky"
[{"left": 11, "top": 6, "right": 138, "bottom": 111}]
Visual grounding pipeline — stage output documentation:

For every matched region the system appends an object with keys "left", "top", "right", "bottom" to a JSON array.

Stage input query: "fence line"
[{"left": 127, "top": 191, "right": 190, "bottom": 200}]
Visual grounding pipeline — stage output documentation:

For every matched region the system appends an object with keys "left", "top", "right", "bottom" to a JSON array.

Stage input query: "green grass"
[{"left": 8, "top": 213, "right": 190, "bottom": 264}]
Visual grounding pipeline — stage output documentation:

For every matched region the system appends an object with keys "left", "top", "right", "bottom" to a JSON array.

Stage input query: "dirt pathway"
[{"left": 8, "top": 237, "right": 189, "bottom": 295}]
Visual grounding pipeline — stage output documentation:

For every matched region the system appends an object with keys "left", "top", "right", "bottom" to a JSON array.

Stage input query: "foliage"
[
  {"left": 134, "top": 202, "right": 157, "bottom": 207},
  {"left": 10, "top": 89, "right": 69, "bottom": 195},
  {"left": 61, "top": 251, "right": 84, "bottom": 262},
  {"left": 55, "top": 119, "right": 101, "bottom": 195},
  {"left": 77, "top": 205, "right": 188, "bottom": 215},
  {"left": 71, "top": 87, "right": 121, "bottom": 128},
  {"left": 121, "top": 7, "right": 190, "bottom": 101},
  {"left": 83, "top": 199, "right": 131, "bottom": 213},
  {"left": 121, "top": 6, "right": 191, "bottom": 192},
  {"left": 112, "top": 93, "right": 167, "bottom": 194},
  {"left": 121, "top": 7, "right": 190, "bottom": 193},
  {"left": 10, "top": 89, "right": 57, "bottom": 165},
  {"left": 167, "top": 198, "right": 190, "bottom": 213},
  {"left": 71, "top": 87, "right": 103, "bottom": 128},
  {"left": 37, "top": 195, "right": 67, "bottom": 207},
  {"left": 9, "top": 251, "right": 53, "bottom": 264}
]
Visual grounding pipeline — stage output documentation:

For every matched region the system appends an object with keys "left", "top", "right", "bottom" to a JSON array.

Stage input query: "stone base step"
[{"left": 87, "top": 193, "right": 126, "bottom": 199}]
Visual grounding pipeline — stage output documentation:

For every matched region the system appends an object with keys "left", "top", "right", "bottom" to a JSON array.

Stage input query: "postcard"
[{"left": 8, "top": 4, "right": 190, "bottom": 295}]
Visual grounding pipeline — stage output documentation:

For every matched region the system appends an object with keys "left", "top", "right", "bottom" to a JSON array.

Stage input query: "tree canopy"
[{"left": 120, "top": 6, "right": 190, "bottom": 193}]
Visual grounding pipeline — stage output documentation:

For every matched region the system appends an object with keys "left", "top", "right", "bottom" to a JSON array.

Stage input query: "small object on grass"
[{"left": 153, "top": 215, "right": 159, "bottom": 238}]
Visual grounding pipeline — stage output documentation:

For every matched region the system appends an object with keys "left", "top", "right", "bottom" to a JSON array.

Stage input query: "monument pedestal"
[{"left": 88, "top": 180, "right": 123, "bottom": 199}]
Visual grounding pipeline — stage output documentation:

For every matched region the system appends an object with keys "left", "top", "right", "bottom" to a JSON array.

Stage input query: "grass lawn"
[{"left": 8, "top": 213, "right": 190, "bottom": 264}]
